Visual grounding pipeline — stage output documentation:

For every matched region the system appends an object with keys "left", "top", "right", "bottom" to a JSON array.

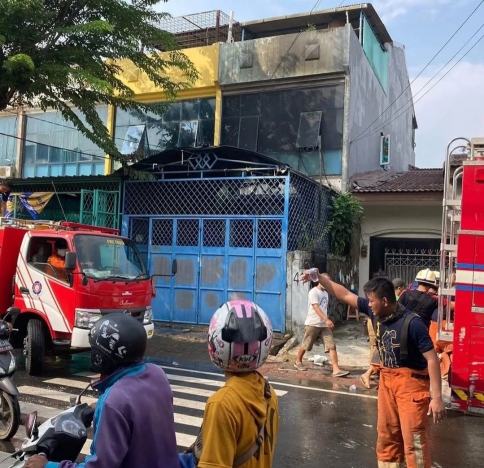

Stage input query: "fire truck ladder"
[{"left": 437, "top": 137, "right": 470, "bottom": 342}]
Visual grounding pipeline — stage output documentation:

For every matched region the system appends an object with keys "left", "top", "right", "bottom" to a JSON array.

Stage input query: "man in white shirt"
[{"left": 295, "top": 274, "right": 350, "bottom": 377}]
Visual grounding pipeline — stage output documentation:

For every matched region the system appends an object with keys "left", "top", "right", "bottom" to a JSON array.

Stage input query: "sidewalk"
[{"left": 147, "top": 319, "right": 376, "bottom": 391}]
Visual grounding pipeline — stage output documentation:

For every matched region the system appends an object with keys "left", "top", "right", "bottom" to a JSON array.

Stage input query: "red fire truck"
[
  {"left": 0, "top": 219, "right": 155, "bottom": 376},
  {"left": 437, "top": 136, "right": 484, "bottom": 414}
]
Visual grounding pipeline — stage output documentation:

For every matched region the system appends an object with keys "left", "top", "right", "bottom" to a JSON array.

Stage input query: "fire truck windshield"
[{"left": 73, "top": 235, "right": 148, "bottom": 281}]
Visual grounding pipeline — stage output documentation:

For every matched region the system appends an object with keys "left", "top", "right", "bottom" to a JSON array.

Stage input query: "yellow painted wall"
[
  {"left": 115, "top": 44, "right": 219, "bottom": 103},
  {"left": 105, "top": 44, "right": 220, "bottom": 173}
]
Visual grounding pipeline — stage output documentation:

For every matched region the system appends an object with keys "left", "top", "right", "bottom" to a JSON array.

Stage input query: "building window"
[
  {"left": 114, "top": 98, "right": 216, "bottom": 161},
  {"left": 0, "top": 115, "right": 19, "bottom": 166},
  {"left": 220, "top": 85, "right": 344, "bottom": 176},
  {"left": 23, "top": 108, "right": 108, "bottom": 178}
]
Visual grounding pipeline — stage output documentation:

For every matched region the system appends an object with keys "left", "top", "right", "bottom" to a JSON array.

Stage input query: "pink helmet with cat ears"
[{"left": 207, "top": 300, "right": 274, "bottom": 373}]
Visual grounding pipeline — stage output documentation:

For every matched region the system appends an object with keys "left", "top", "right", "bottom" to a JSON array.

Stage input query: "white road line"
[
  {"left": 74, "top": 366, "right": 290, "bottom": 396},
  {"left": 272, "top": 381, "right": 378, "bottom": 400},
  {"left": 44, "top": 378, "right": 96, "bottom": 390},
  {"left": 174, "top": 397, "right": 206, "bottom": 411},
  {"left": 177, "top": 432, "right": 197, "bottom": 448},
  {"left": 170, "top": 384, "right": 215, "bottom": 398},
  {"left": 165, "top": 373, "right": 287, "bottom": 396},
  {"left": 20, "top": 385, "right": 204, "bottom": 427},
  {"left": 18, "top": 386, "right": 98, "bottom": 405}
]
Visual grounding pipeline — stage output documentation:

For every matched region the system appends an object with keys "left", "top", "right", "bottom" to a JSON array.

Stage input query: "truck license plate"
[{"left": 0, "top": 340, "right": 13, "bottom": 352}]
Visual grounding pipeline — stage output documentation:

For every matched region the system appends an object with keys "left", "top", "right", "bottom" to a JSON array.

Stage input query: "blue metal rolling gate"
[{"left": 123, "top": 176, "right": 288, "bottom": 332}]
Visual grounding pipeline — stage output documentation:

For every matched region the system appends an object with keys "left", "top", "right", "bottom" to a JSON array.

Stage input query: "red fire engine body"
[
  {"left": 438, "top": 137, "right": 484, "bottom": 414},
  {"left": 0, "top": 219, "right": 154, "bottom": 376}
]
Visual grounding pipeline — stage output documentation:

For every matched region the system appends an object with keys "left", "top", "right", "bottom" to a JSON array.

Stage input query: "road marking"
[
  {"left": 44, "top": 378, "right": 93, "bottom": 390},
  {"left": 271, "top": 381, "right": 378, "bottom": 399},
  {"left": 75, "top": 371, "right": 287, "bottom": 396},
  {"left": 170, "top": 384, "right": 215, "bottom": 398},
  {"left": 18, "top": 386, "right": 98, "bottom": 405},
  {"left": 174, "top": 397, "right": 206, "bottom": 411}
]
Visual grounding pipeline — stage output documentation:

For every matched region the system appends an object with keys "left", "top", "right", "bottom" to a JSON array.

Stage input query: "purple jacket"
[{"left": 46, "top": 363, "right": 179, "bottom": 468}]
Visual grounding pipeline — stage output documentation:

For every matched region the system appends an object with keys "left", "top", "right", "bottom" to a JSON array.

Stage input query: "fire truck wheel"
[
  {"left": 0, "top": 392, "right": 20, "bottom": 440},
  {"left": 25, "top": 319, "right": 45, "bottom": 376}
]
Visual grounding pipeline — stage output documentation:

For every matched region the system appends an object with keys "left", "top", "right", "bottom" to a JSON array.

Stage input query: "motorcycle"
[
  {"left": 4, "top": 385, "right": 94, "bottom": 468},
  {"left": 0, "top": 309, "right": 21, "bottom": 440}
]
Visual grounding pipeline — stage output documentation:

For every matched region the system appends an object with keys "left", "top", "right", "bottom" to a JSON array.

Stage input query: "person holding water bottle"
[{"left": 294, "top": 272, "right": 350, "bottom": 377}]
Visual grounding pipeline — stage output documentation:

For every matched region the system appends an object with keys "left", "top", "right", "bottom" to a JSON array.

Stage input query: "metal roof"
[
  {"left": 241, "top": 3, "right": 392, "bottom": 45},
  {"left": 122, "top": 146, "right": 291, "bottom": 176}
]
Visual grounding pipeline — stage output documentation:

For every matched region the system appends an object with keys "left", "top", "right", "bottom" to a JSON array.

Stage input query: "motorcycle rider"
[
  {"left": 181, "top": 300, "right": 280, "bottom": 468},
  {"left": 25, "top": 313, "right": 179, "bottom": 468}
]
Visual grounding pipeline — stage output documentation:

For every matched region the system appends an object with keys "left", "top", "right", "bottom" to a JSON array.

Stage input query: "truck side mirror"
[
  {"left": 64, "top": 251, "right": 77, "bottom": 271},
  {"left": 172, "top": 259, "right": 177, "bottom": 276}
]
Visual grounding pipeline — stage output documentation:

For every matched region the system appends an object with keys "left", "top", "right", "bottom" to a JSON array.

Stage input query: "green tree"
[
  {"left": 324, "top": 192, "right": 363, "bottom": 256},
  {"left": 0, "top": 0, "right": 198, "bottom": 167}
]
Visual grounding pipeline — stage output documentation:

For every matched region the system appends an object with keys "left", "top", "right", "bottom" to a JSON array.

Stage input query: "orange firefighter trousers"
[{"left": 376, "top": 367, "right": 431, "bottom": 468}]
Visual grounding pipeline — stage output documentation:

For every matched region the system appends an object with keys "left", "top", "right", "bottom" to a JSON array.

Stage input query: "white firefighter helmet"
[{"left": 415, "top": 268, "right": 437, "bottom": 287}]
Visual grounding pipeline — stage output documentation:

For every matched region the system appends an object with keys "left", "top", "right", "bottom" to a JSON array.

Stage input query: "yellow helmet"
[{"left": 415, "top": 268, "right": 437, "bottom": 286}]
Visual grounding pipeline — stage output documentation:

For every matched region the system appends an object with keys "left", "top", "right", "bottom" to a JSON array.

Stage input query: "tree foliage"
[
  {"left": 324, "top": 192, "right": 363, "bottom": 256},
  {"left": 0, "top": 0, "right": 198, "bottom": 166}
]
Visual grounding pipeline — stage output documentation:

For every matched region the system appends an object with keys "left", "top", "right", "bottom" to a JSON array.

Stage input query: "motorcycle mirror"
[{"left": 25, "top": 411, "right": 38, "bottom": 438}]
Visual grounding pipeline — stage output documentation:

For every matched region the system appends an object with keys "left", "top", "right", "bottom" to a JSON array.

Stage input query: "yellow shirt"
[{"left": 198, "top": 372, "right": 279, "bottom": 468}]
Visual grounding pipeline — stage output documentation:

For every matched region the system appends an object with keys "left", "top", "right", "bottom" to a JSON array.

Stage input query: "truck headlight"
[
  {"left": 143, "top": 307, "right": 153, "bottom": 324},
  {"left": 75, "top": 309, "right": 102, "bottom": 329}
]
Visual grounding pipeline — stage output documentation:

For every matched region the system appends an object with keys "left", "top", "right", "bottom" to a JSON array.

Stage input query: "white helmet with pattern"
[
  {"left": 415, "top": 268, "right": 437, "bottom": 287},
  {"left": 207, "top": 300, "right": 274, "bottom": 373}
]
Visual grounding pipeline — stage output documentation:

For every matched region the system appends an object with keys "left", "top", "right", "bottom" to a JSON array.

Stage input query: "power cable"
[
  {"left": 0, "top": 129, "right": 111, "bottom": 162},
  {"left": 353, "top": 31, "right": 484, "bottom": 142},
  {"left": 352, "top": 0, "right": 484, "bottom": 142}
]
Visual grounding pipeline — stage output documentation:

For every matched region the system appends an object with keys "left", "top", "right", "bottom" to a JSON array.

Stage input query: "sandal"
[
  {"left": 360, "top": 375, "right": 371, "bottom": 389},
  {"left": 333, "top": 370, "right": 350, "bottom": 378},
  {"left": 294, "top": 363, "right": 307, "bottom": 371}
]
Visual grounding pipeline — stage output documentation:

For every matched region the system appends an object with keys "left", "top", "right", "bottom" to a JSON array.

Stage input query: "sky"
[{"left": 157, "top": 0, "right": 484, "bottom": 168}]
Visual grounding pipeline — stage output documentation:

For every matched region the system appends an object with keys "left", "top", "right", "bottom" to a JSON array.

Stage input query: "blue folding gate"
[{"left": 146, "top": 217, "right": 286, "bottom": 332}]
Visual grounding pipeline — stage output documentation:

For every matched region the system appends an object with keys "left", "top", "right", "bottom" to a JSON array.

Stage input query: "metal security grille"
[
  {"left": 80, "top": 190, "right": 95, "bottom": 225},
  {"left": 124, "top": 178, "right": 286, "bottom": 216},
  {"left": 152, "top": 219, "right": 174, "bottom": 246},
  {"left": 203, "top": 219, "right": 226, "bottom": 247},
  {"left": 288, "top": 172, "right": 332, "bottom": 252},
  {"left": 12, "top": 178, "right": 120, "bottom": 194},
  {"left": 257, "top": 219, "right": 283, "bottom": 249},
  {"left": 384, "top": 249, "right": 441, "bottom": 285},
  {"left": 230, "top": 219, "right": 254, "bottom": 248},
  {"left": 177, "top": 219, "right": 200, "bottom": 247},
  {"left": 131, "top": 218, "right": 150, "bottom": 245}
]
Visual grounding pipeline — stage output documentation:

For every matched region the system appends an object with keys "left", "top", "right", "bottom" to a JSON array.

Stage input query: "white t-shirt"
[{"left": 305, "top": 287, "right": 329, "bottom": 327}]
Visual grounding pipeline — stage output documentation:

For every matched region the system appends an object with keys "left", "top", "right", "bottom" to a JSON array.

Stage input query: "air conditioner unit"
[{"left": 0, "top": 166, "right": 16, "bottom": 178}]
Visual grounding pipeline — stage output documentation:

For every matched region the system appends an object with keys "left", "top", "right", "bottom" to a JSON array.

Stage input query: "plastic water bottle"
[{"left": 308, "top": 268, "right": 319, "bottom": 282}]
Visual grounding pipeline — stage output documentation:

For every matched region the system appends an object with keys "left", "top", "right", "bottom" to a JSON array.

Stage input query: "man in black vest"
[
  {"left": 300, "top": 270, "right": 445, "bottom": 468},
  {"left": 398, "top": 269, "right": 437, "bottom": 329}
]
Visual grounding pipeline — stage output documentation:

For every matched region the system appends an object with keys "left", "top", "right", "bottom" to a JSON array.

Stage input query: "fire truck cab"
[
  {"left": 0, "top": 219, "right": 155, "bottom": 376},
  {"left": 437, "top": 137, "right": 484, "bottom": 414}
]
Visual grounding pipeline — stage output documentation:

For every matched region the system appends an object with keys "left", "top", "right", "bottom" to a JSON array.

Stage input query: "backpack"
[
  {"left": 399, "top": 289, "right": 435, "bottom": 328},
  {"left": 372, "top": 311, "right": 420, "bottom": 368}
]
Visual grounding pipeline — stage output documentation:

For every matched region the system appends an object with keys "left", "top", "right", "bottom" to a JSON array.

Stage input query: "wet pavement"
[{"left": 4, "top": 351, "right": 484, "bottom": 467}]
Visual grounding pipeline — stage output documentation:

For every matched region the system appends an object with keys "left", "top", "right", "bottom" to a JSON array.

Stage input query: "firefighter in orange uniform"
[
  {"left": 301, "top": 269, "right": 446, "bottom": 468},
  {"left": 47, "top": 239, "right": 69, "bottom": 282}
]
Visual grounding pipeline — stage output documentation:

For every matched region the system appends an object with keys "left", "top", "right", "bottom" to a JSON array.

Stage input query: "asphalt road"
[{"left": 2, "top": 353, "right": 484, "bottom": 468}]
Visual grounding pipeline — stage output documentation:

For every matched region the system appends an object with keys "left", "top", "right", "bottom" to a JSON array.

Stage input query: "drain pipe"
[
  {"left": 341, "top": 71, "right": 351, "bottom": 192},
  {"left": 227, "top": 11, "right": 234, "bottom": 43}
]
